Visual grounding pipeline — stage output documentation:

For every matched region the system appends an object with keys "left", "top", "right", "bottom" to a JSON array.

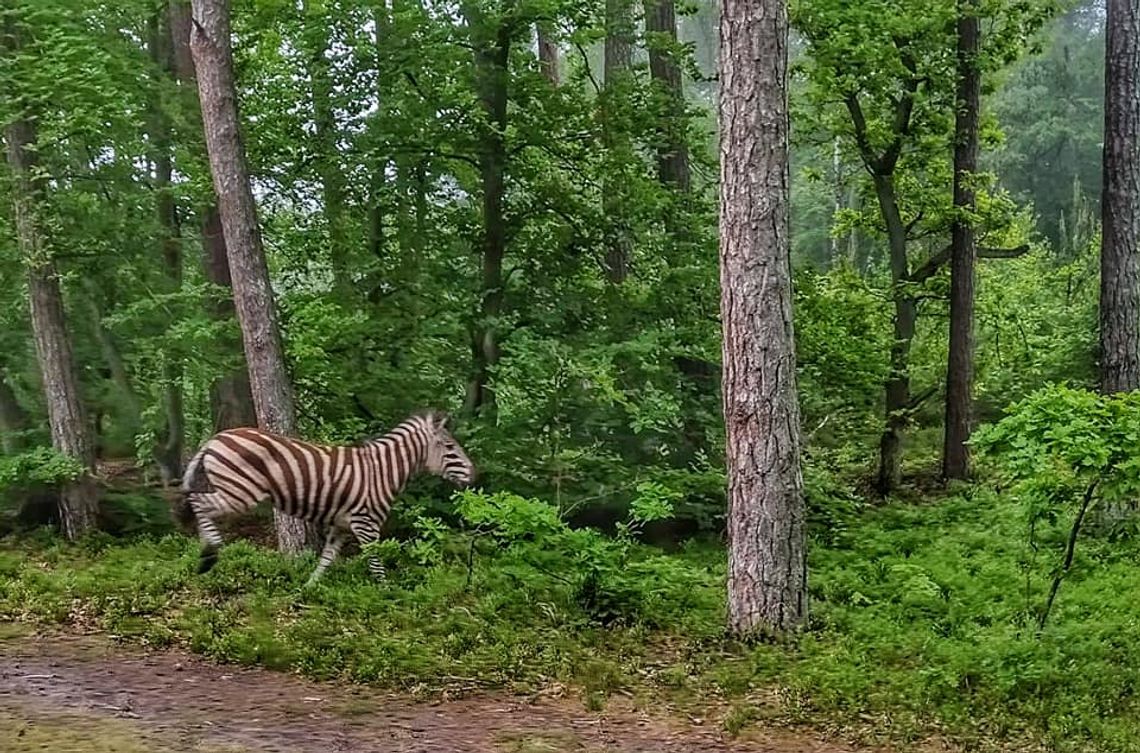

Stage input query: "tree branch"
[
  {"left": 908, "top": 243, "right": 1030, "bottom": 283},
  {"left": 842, "top": 92, "right": 881, "bottom": 172}
]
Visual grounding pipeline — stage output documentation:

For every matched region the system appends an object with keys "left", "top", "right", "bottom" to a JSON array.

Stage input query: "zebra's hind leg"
[
  {"left": 306, "top": 527, "right": 348, "bottom": 586},
  {"left": 189, "top": 492, "right": 226, "bottom": 574},
  {"left": 348, "top": 516, "right": 387, "bottom": 582}
]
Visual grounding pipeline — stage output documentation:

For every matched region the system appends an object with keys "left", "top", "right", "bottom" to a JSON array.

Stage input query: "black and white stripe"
[{"left": 180, "top": 410, "right": 475, "bottom": 584}]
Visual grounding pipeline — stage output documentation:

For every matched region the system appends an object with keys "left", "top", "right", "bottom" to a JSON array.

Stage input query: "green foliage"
[
  {"left": 0, "top": 447, "right": 85, "bottom": 493},
  {"left": 974, "top": 384, "right": 1140, "bottom": 627},
  {"left": 8, "top": 485, "right": 1140, "bottom": 749}
]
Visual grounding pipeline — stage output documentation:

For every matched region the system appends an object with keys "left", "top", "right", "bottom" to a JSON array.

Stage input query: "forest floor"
[{"left": 0, "top": 629, "right": 871, "bottom": 753}]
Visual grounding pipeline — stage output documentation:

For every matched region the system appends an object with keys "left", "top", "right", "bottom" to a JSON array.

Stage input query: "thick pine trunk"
[
  {"left": 190, "top": 0, "right": 310, "bottom": 553},
  {"left": 602, "top": 0, "right": 634, "bottom": 283},
  {"left": 943, "top": 0, "right": 980, "bottom": 480},
  {"left": 1100, "top": 0, "right": 1140, "bottom": 394},
  {"left": 5, "top": 113, "right": 99, "bottom": 540},
  {"left": 644, "top": 0, "right": 690, "bottom": 192},
  {"left": 718, "top": 0, "right": 807, "bottom": 636},
  {"left": 169, "top": 0, "right": 257, "bottom": 433}
]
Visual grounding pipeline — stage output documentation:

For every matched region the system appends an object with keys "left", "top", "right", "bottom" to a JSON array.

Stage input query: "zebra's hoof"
[{"left": 198, "top": 551, "right": 219, "bottom": 574}]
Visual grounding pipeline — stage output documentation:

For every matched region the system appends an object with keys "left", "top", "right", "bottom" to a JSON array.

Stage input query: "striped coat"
[{"left": 178, "top": 410, "right": 475, "bottom": 584}]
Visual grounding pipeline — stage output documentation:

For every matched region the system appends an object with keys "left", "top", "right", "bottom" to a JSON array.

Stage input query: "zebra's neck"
[{"left": 358, "top": 418, "right": 429, "bottom": 498}]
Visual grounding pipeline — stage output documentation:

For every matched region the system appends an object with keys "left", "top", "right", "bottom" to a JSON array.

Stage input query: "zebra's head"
[{"left": 421, "top": 410, "right": 475, "bottom": 488}]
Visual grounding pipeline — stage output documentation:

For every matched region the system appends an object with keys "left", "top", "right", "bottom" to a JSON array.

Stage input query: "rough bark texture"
[
  {"left": 464, "top": 6, "right": 510, "bottom": 419},
  {"left": 5, "top": 115, "right": 99, "bottom": 540},
  {"left": 943, "top": 1, "right": 980, "bottom": 481},
  {"left": 718, "top": 0, "right": 807, "bottom": 635},
  {"left": 602, "top": 0, "right": 634, "bottom": 283},
  {"left": 168, "top": 0, "right": 257, "bottom": 434},
  {"left": 1100, "top": 0, "right": 1140, "bottom": 394},
  {"left": 190, "top": 0, "right": 309, "bottom": 553},
  {"left": 644, "top": 0, "right": 690, "bottom": 192},
  {"left": 537, "top": 24, "right": 560, "bottom": 85}
]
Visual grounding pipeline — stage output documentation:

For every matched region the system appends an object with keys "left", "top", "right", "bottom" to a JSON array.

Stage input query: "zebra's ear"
[{"left": 429, "top": 410, "right": 451, "bottom": 433}]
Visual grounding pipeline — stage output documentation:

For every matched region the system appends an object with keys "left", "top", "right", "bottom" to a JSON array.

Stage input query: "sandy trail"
[{"left": 0, "top": 631, "right": 857, "bottom": 753}]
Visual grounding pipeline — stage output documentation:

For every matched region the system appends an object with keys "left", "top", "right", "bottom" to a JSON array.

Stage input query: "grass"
[{"left": 2, "top": 487, "right": 1140, "bottom": 752}]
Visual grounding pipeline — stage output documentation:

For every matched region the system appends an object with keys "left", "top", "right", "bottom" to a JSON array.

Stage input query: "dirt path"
[{"left": 0, "top": 630, "right": 858, "bottom": 753}]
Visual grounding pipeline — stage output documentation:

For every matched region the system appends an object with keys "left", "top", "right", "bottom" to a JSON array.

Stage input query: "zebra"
[{"left": 174, "top": 410, "right": 475, "bottom": 585}]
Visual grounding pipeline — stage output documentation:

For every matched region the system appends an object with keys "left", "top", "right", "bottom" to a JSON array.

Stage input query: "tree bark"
[
  {"left": 168, "top": 0, "right": 257, "bottom": 433},
  {"left": 603, "top": 0, "right": 634, "bottom": 283},
  {"left": 943, "top": 0, "right": 980, "bottom": 481},
  {"left": 464, "top": 5, "right": 510, "bottom": 419},
  {"left": 150, "top": 10, "right": 185, "bottom": 483},
  {"left": 537, "top": 24, "right": 560, "bottom": 85},
  {"left": 367, "top": 2, "right": 388, "bottom": 262},
  {"left": 644, "top": 0, "right": 690, "bottom": 192},
  {"left": 1100, "top": 0, "right": 1140, "bottom": 394},
  {"left": 718, "top": 0, "right": 807, "bottom": 636},
  {"left": 301, "top": 0, "right": 350, "bottom": 295},
  {"left": 4, "top": 113, "right": 99, "bottom": 540},
  {"left": 190, "top": 0, "right": 310, "bottom": 553},
  {"left": 872, "top": 173, "right": 914, "bottom": 495}
]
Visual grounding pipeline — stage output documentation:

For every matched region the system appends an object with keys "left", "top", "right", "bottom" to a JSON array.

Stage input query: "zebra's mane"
[{"left": 353, "top": 411, "right": 440, "bottom": 447}]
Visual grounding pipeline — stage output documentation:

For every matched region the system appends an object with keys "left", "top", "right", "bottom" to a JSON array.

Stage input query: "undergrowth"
[{"left": 2, "top": 487, "right": 1139, "bottom": 752}]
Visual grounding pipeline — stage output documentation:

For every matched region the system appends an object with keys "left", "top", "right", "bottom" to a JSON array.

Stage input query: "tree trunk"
[
  {"left": 81, "top": 288, "right": 143, "bottom": 427},
  {"left": 150, "top": 10, "right": 185, "bottom": 483},
  {"left": 718, "top": 0, "right": 807, "bottom": 636},
  {"left": 190, "top": 0, "right": 310, "bottom": 553},
  {"left": 603, "top": 0, "right": 634, "bottom": 283},
  {"left": 167, "top": 1, "right": 258, "bottom": 433},
  {"left": 301, "top": 0, "right": 350, "bottom": 295},
  {"left": 830, "top": 137, "right": 842, "bottom": 265},
  {"left": 943, "top": 0, "right": 980, "bottom": 481},
  {"left": 537, "top": 24, "right": 560, "bottom": 85},
  {"left": 464, "top": 6, "right": 510, "bottom": 419},
  {"left": 0, "top": 372, "right": 29, "bottom": 455},
  {"left": 367, "top": 2, "right": 388, "bottom": 262},
  {"left": 1100, "top": 0, "right": 1140, "bottom": 394},
  {"left": 644, "top": 0, "right": 690, "bottom": 192},
  {"left": 872, "top": 173, "right": 913, "bottom": 495},
  {"left": 5, "top": 114, "right": 99, "bottom": 540}
]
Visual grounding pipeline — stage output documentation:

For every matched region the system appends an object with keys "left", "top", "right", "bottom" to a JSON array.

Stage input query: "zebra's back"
[{"left": 198, "top": 428, "right": 362, "bottom": 525}]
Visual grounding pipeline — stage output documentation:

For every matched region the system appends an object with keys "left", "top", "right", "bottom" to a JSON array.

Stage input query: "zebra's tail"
[{"left": 172, "top": 445, "right": 211, "bottom": 535}]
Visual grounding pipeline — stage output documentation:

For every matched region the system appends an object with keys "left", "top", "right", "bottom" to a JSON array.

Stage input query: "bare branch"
[{"left": 908, "top": 243, "right": 1030, "bottom": 283}]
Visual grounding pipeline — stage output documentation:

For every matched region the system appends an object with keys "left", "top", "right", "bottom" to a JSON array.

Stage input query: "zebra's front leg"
[
  {"left": 188, "top": 493, "right": 228, "bottom": 574},
  {"left": 306, "top": 527, "right": 348, "bottom": 586},
  {"left": 348, "top": 516, "right": 387, "bottom": 582}
]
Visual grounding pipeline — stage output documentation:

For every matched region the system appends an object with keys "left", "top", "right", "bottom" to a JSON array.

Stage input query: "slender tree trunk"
[
  {"left": 0, "top": 372, "right": 29, "bottom": 455},
  {"left": 1100, "top": 0, "right": 1140, "bottom": 394},
  {"left": 5, "top": 114, "right": 99, "bottom": 540},
  {"left": 872, "top": 173, "right": 913, "bottom": 495},
  {"left": 719, "top": 0, "right": 807, "bottom": 636},
  {"left": 830, "top": 137, "right": 842, "bottom": 265},
  {"left": 81, "top": 289, "right": 142, "bottom": 427},
  {"left": 644, "top": 0, "right": 690, "bottom": 192},
  {"left": 464, "top": 6, "right": 510, "bottom": 418},
  {"left": 150, "top": 10, "right": 185, "bottom": 483},
  {"left": 603, "top": 0, "right": 634, "bottom": 283},
  {"left": 301, "top": 0, "right": 350, "bottom": 295},
  {"left": 367, "top": 2, "right": 388, "bottom": 262},
  {"left": 943, "top": 0, "right": 980, "bottom": 481},
  {"left": 190, "top": 0, "right": 310, "bottom": 553},
  {"left": 537, "top": 24, "right": 560, "bottom": 85},
  {"left": 169, "top": 0, "right": 257, "bottom": 433}
]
